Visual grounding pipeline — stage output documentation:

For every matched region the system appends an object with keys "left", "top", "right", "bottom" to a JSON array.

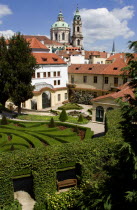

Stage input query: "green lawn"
[
  {"left": 16, "top": 114, "right": 88, "bottom": 124},
  {"left": 0, "top": 121, "right": 92, "bottom": 152}
]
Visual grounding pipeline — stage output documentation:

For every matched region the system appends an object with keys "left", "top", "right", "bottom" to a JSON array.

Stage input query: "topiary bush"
[
  {"left": 1, "top": 115, "right": 8, "bottom": 125},
  {"left": 78, "top": 114, "right": 83, "bottom": 123},
  {"left": 74, "top": 125, "right": 79, "bottom": 134},
  {"left": 59, "top": 109, "right": 68, "bottom": 122},
  {"left": 48, "top": 117, "right": 55, "bottom": 128}
]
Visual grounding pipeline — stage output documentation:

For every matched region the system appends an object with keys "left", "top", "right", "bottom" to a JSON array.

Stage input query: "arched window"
[
  {"left": 55, "top": 33, "right": 57, "bottom": 41},
  {"left": 77, "top": 26, "right": 80, "bottom": 32},
  {"left": 96, "top": 106, "right": 104, "bottom": 122},
  {"left": 77, "top": 39, "right": 80, "bottom": 46},
  {"left": 62, "top": 32, "right": 65, "bottom": 40}
]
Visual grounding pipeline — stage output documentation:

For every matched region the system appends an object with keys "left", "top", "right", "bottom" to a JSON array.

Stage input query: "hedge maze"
[{"left": 0, "top": 122, "right": 92, "bottom": 152}]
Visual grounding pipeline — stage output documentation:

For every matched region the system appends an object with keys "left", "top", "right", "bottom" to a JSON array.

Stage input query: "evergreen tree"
[
  {"left": 1, "top": 115, "right": 8, "bottom": 125},
  {"left": 8, "top": 33, "right": 37, "bottom": 113},
  {"left": 59, "top": 109, "right": 68, "bottom": 122},
  {"left": 0, "top": 36, "right": 11, "bottom": 106},
  {"left": 48, "top": 117, "right": 55, "bottom": 128},
  {"left": 78, "top": 114, "right": 83, "bottom": 122}
]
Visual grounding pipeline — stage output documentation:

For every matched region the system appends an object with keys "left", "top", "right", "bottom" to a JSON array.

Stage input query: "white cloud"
[
  {"left": 80, "top": 6, "right": 135, "bottom": 50},
  {"left": 0, "top": 4, "right": 12, "bottom": 24},
  {"left": 0, "top": 30, "right": 15, "bottom": 38}
]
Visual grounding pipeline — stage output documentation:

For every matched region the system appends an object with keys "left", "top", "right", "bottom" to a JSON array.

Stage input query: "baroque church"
[{"left": 50, "top": 7, "right": 83, "bottom": 49}]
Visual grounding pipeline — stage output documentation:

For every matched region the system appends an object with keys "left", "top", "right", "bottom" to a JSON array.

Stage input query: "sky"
[{"left": 0, "top": 0, "right": 137, "bottom": 52}]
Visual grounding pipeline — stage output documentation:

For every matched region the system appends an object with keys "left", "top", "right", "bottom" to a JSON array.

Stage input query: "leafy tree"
[
  {"left": 59, "top": 109, "right": 68, "bottom": 122},
  {"left": 0, "top": 36, "right": 11, "bottom": 106},
  {"left": 8, "top": 33, "right": 37, "bottom": 113}
]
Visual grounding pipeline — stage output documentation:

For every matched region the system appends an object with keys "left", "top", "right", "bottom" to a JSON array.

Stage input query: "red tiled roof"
[
  {"left": 68, "top": 59, "right": 127, "bottom": 75},
  {"left": 32, "top": 53, "right": 66, "bottom": 65},
  {"left": 106, "top": 53, "right": 125, "bottom": 61},
  {"left": 24, "top": 35, "right": 63, "bottom": 46},
  {"left": 92, "top": 83, "right": 134, "bottom": 101},
  {"left": 26, "top": 37, "right": 49, "bottom": 50},
  {"left": 85, "top": 51, "right": 108, "bottom": 59},
  {"left": 68, "top": 64, "right": 109, "bottom": 74}
]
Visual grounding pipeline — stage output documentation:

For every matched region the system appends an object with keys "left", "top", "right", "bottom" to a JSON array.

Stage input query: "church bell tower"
[{"left": 72, "top": 7, "right": 83, "bottom": 48}]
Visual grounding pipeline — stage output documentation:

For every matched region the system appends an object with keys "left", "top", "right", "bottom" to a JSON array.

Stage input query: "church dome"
[
  {"left": 52, "top": 21, "right": 70, "bottom": 28},
  {"left": 51, "top": 11, "right": 70, "bottom": 29}
]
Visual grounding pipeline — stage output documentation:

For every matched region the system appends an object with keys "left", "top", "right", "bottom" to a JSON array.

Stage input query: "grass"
[
  {"left": 16, "top": 114, "right": 88, "bottom": 124},
  {"left": 0, "top": 121, "right": 92, "bottom": 152},
  {"left": 58, "top": 103, "right": 83, "bottom": 110}
]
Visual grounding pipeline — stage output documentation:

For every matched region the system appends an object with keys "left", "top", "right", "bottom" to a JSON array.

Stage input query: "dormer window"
[
  {"left": 75, "top": 67, "right": 79, "bottom": 70},
  {"left": 42, "top": 58, "right": 47, "bottom": 62},
  {"left": 113, "top": 67, "right": 118, "bottom": 70},
  {"left": 53, "top": 58, "right": 58, "bottom": 61},
  {"left": 89, "top": 67, "right": 92, "bottom": 70}
]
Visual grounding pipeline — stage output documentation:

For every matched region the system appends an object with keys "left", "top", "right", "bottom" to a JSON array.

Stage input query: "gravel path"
[{"left": 14, "top": 191, "right": 35, "bottom": 210}]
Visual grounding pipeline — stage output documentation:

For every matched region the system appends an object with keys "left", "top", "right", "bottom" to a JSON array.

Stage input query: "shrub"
[
  {"left": 59, "top": 109, "right": 68, "bottom": 122},
  {"left": 78, "top": 114, "right": 83, "bottom": 123},
  {"left": 48, "top": 117, "right": 55, "bottom": 128},
  {"left": 74, "top": 125, "right": 79, "bottom": 134},
  {"left": 1, "top": 115, "right": 8, "bottom": 125},
  {"left": 58, "top": 103, "right": 83, "bottom": 110}
]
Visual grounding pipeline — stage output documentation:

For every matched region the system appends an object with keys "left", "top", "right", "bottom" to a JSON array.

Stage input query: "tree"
[
  {"left": 8, "top": 33, "right": 37, "bottom": 113},
  {"left": 59, "top": 109, "right": 68, "bottom": 122},
  {"left": 0, "top": 36, "right": 11, "bottom": 106},
  {"left": 78, "top": 114, "right": 83, "bottom": 122},
  {"left": 48, "top": 117, "right": 55, "bottom": 128}
]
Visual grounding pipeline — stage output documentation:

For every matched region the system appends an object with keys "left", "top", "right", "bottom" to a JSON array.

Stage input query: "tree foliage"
[
  {"left": 8, "top": 33, "right": 37, "bottom": 113},
  {"left": 0, "top": 36, "right": 11, "bottom": 106},
  {"left": 59, "top": 109, "right": 68, "bottom": 122}
]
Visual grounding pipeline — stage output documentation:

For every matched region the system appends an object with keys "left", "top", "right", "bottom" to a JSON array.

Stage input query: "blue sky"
[{"left": 0, "top": 0, "right": 136, "bottom": 52}]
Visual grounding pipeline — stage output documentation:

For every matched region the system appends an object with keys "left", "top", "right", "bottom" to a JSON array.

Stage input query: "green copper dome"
[
  {"left": 52, "top": 11, "right": 70, "bottom": 28},
  {"left": 52, "top": 21, "right": 70, "bottom": 28}
]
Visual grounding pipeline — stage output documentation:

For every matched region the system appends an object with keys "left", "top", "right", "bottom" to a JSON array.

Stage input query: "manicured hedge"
[
  {"left": 0, "top": 110, "right": 124, "bottom": 208},
  {"left": 58, "top": 103, "right": 83, "bottom": 110}
]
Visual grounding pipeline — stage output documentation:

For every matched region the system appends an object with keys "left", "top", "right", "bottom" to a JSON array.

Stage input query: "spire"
[
  {"left": 112, "top": 40, "right": 115, "bottom": 53},
  {"left": 57, "top": 11, "right": 64, "bottom": 21}
]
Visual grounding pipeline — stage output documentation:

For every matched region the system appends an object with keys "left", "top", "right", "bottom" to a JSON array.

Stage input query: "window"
[
  {"left": 113, "top": 67, "right": 118, "bottom": 70},
  {"left": 22, "top": 102, "right": 26, "bottom": 108},
  {"left": 48, "top": 72, "right": 51, "bottom": 77},
  {"left": 37, "top": 73, "right": 40, "bottom": 78},
  {"left": 77, "top": 26, "right": 80, "bottom": 32},
  {"left": 55, "top": 33, "right": 57, "bottom": 40},
  {"left": 71, "top": 75, "right": 74, "bottom": 83},
  {"left": 77, "top": 39, "right": 80, "bottom": 46},
  {"left": 57, "top": 71, "right": 60, "bottom": 76},
  {"left": 53, "top": 58, "right": 57, "bottom": 61},
  {"left": 101, "top": 61, "right": 103, "bottom": 64},
  {"left": 94, "top": 76, "right": 97, "bottom": 83},
  {"left": 58, "top": 94, "right": 61, "bottom": 101},
  {"left": 62, "top": 33, "right": 65, "bottom": 40},
  {"left": 43, "top": 72, "right": 46, "bottom": 78},
  {"left": 58, "top": 80, "right": 60, "bottom": 85},
  {"left": 75, "top": 67, "right": 79, "bottom": 70},
  {"left": 42, "top": 57, "right": 47, "bottom": 62},
  {"left": 89, "top": 67, "right": 92, "bottom": 70},
  {"left": 123, "top": 77, "right": 127, "bottom": 84},
  {"left": 54, "top": 80, "right": 56, "bottom": 85},
  {"left": 83, "top": 76, "right": 87, "bottom": 83},
  {"left": 65, "top": 93, "right": 68, "bottom": 100},
  {"left": 54, "top": 72, "right": 56, "bottom": 77},
  {"left": 32, "top": 73, "right": 35, "bottom": 78},
  {"left": 104, "top": 77, "right": 108, "bottom": 84},
  {"left": 114, "top": 77, "right": 118, "bottom": 86}
]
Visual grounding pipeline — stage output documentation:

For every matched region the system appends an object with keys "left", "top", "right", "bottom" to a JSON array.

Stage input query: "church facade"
[{"left": 50, "top": 8, "right": 83, "bottom": 48}]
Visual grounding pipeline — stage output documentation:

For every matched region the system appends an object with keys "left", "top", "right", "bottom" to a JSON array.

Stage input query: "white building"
[{"left": 22, "top": 37, "right": 68, "bottom": 110}]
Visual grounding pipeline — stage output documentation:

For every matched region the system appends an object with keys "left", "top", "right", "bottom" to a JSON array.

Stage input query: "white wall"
[
  {"left": 32, "top": 64, "right": 68, "bottom": 88},
  {"left": 70, "top": 55, "right": 85, "bottom": 64}
]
